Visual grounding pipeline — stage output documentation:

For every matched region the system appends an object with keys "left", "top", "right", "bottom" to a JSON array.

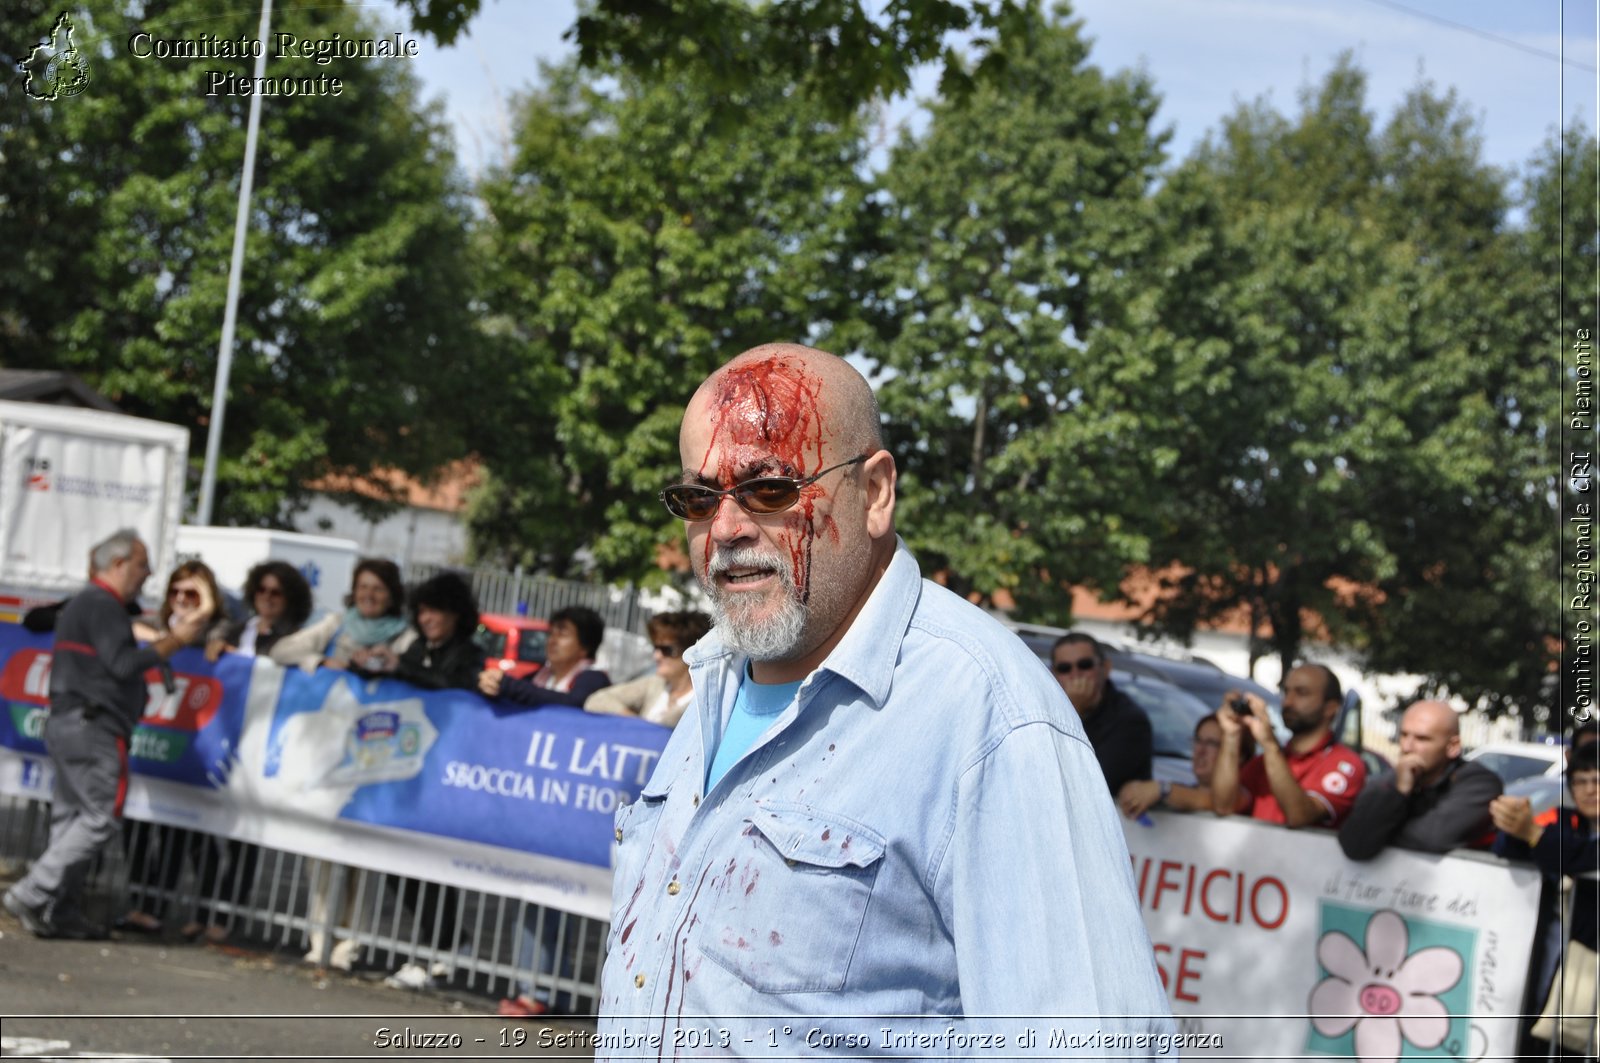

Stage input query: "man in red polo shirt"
[{"left": 1211, "top": 662, "right": 1366, "bottom": 828}]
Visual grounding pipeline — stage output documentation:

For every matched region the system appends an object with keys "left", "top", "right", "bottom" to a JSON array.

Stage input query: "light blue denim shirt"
[{"left": 597, "top": 540, "right": 1175, "bottom": 1058}]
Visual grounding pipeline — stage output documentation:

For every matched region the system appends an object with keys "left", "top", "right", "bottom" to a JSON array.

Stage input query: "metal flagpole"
[{"left": 197, "top": 0, "right": 273, "bottom": 526}]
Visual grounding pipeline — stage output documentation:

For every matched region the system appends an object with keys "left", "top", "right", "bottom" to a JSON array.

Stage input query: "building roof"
[
  {"left": 0, "top": 370, "right": 121, "bottom": 412},
  {"left": 307, "top": 459, "right": 481, "bottom": 513}
]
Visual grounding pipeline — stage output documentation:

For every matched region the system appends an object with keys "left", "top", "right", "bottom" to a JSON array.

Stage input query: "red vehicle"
[{"left": 474, "top": 613, "right": 549, "bottom": 680}]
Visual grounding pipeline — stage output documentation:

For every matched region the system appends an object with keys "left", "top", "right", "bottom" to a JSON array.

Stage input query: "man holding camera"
[{"left": 1211, "top": 663, "right": 1366, "bottom": 828}]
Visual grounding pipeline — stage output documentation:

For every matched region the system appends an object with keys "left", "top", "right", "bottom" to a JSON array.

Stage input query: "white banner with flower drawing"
[{"left": 1124, "top": 811, "right": 1542, "bottom": 1062}]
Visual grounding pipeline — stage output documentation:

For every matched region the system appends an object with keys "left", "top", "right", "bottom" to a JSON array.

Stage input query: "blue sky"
[{"left": 374, "top": 0, "right": 1597, "bottom": 179}]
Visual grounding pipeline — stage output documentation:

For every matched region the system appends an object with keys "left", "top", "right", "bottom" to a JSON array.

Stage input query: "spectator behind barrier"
[
  {"left": 270, "top": 558, "right": 417, "bottom": 674},
  {"left": 367, "top": 572, "right": 480, "bottom": 691},
  {"left": 1537, "top": 719, "right": 1600, "bottom": 828},
  {"left": 1211, "top": 662, "right": 1367, "bottom": 829},
  {"left": 583, "top": 611, "right": 712, "bottom": 729},
  {"left": 1337, "top": 700, "right": 1502, "bottom": 861},
  {"left": 478, "top": 605, "right": 610, "bottom": 708},
  {"left": 1492, "top": 742, "right": 1600, "bottom": 1056},
  {"left": 206, "top": 560, "right": 312, "bottom": 661},
  {"left": 122, "top": 560, "right": 229, "bottom": 935},
  {"left": 1118, "top": 712, "right": 1257, "bottom": 818},
  {"left": 1050, "top": 631, "right": 1153, "bottom": 796}
]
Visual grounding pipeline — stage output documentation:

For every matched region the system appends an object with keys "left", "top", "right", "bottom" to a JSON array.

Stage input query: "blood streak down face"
[
  {"left": 696, "top": 356, "right": 832, "bottom": 597},
  {"left": 682, "top": 351, "right": 867, "bottom": 666}
]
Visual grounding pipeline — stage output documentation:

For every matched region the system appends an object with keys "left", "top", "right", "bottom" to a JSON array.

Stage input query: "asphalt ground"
[{"left": 0, "top": 905, "right": 599, "bottom": 1061}]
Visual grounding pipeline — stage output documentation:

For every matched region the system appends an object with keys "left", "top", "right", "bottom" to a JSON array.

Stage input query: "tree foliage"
[
  {"left": 467, "top": 53, "right": 870, "bottom": 580},
  {"left": 860, "top": 1, "right": 1168, "bottom": 604},
  {"left": 1076, "top": 60, "right": 1560, "bottom": 714},
  {"left": 0, "top": 0, "right": 491, "bottom": 524},
  {"left": 394, "top": 0, "right": 1036, "bottom": 118}
]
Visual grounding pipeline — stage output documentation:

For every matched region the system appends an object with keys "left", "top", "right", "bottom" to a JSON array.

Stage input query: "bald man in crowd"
[
  {"left": 1337, "top": 699, "right": 1502, "bottom": 860},
  {"left": 596, "top": 344, "right": 1172, "bottom": 1054}
]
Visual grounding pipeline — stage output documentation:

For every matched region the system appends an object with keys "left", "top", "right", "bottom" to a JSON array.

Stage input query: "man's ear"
[{"left": 863, "top": 450, "right": 896, "bottom": 539}]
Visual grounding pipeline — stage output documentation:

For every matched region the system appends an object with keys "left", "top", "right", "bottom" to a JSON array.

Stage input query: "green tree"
[
  {"left": 468, "top": 54, "right": 870, "bottom": 579},
  {"left": 394, "top": 0, "right": 1037, "bottom": 118},
  {"left": 1075, "top": 60, "right": 1559, "bottom": 715},
  {"left": 0, "top": 0, "right": 491, "bottom": 524},
  {"left": 862, "top": 0, "right": 1167, "bottom": 604}
]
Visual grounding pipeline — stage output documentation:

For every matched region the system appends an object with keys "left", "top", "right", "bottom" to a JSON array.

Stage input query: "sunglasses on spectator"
[
  {"left": 169, "top": 585, "right": 200, "bottom": 603},
  {"left": 652, "top": 643, "right": 681, "bottom": 658},
  {"left": 660, "top": 456, "right": 869, "bottom": 522},
  {"left": 256, "top": 584, "right": 284, "bottom": 599},
  {"left": 1053, "top": 657, "right": 1099, "bottom": 674}
]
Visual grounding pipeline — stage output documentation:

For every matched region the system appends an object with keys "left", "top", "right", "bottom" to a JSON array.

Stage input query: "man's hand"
[
  {"left": 1393, "top": 753, "right": 1426, "bottom": 795},
  {"left": 1059, "top": 671, "right": 1099, "bottom": 711},
  {"left": 1117, "top": 779, "right": 1161, "bottom": 819},
  {"left": 1489, "top": 794, "right": 1541, "bottom": 847},
  {"left": 477, "top": 668, "right": 504, "bottom": 697},
  {"left": 1234, "top": 693, "right": 1273, "bottom": 745},
  {"left": 168, "top": 610, "right": 208, "bottom": 646}
]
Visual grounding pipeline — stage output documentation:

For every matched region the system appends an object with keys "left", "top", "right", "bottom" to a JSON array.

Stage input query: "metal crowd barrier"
[{"left": 0, "top": 794, "right": 609, "bottom": 1012}]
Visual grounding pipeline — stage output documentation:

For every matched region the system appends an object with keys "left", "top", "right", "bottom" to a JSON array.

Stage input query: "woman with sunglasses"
[
  {"left": 190, "top": 560, "right": 309, "bottom": 942},
  {"left": 478, "top": 605, "right": 610, "bottom": 708},
  {"left": 1116, "top": 712, "right": 1258, "bottom": 819},
  {"left": 205, "top": 560, "right": 313, "bottom": 661},
  {"left": 583, "top": 611, "right": 712, "bottom": 729},
  {"left": 120, "top": 561, "right": 228, "bottom": 935}
]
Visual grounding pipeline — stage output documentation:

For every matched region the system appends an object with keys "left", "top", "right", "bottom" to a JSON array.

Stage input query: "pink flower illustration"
[{"left": 1308, "top": 909, "right": 1464, "bottom": 1063}]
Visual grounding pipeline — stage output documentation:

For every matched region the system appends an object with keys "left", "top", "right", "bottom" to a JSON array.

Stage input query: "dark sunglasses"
[
  {"left": 1053, "top": 657, "right": 1099, "bottom": 675},
  {"left": 256, "top": 584, "right": 284, "bottom": 599},
  {"left": 652, "top": 643, "right": 681, "bottom": 658},
  {"left": 660, "top": 455, "right": 869, "bottom": 522},
  {"left": 168, "top": 586, "right": 201, "bottom": 602}
]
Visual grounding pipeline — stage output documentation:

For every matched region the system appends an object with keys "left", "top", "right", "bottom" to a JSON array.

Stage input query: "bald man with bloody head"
[
  {"left": 1338, "top": 700, "right": 1503, "bottom": 861},
  {"left": 596, "top": 344, "right": 1172, "bottom": 1053}
]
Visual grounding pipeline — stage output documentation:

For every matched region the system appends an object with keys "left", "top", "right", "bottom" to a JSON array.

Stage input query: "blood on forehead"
[{"left": 697, "top": 356, "right": 826, "bottom": 480}]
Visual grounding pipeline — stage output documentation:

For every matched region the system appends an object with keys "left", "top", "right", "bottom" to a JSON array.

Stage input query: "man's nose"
[{"left": 708, "top": 494, "right": 754, "bottom": 543}]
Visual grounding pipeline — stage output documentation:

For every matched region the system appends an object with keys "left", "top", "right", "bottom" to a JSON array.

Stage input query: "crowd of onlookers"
[
  {"left": 8, "top": 539, "right": 1595, "bottom": 1049},
  {"left": 20, "top": 547, "right": 710, "bottom": 1018},
  {"left": 1047, "top": 630, "right": 1599, "bottom": 1058}
]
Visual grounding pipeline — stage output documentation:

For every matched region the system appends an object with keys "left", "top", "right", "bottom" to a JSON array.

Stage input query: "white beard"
[{"left": 703, "top": 546, "right": 808, "bottom": 662}]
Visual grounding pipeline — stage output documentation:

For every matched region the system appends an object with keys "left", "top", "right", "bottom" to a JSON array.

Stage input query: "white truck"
[
  {"left": 0, "top": 400, "right": 360, "bottom": 620},
  {"left": 0, "top": 400, "right": 189, "bottom": 618}
]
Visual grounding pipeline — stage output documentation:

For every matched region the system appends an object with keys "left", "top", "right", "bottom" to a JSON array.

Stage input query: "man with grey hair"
[
  {"left": 4, "top": 529, "right": 206, "bottom": 938},
  {"left": 599, "top": 344, "right": 1172, "bottom": 1054}
]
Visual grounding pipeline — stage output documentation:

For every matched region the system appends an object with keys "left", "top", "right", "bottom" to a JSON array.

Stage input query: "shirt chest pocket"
[
  {"left": 608, "top": 786, "right": 670, "bottom": 951},
  {"left": 699, "top": 803, "right": 885, "bottom": 994}
]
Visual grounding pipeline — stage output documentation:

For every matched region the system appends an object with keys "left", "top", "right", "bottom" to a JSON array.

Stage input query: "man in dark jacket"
[
  {"left": 1051, "top": 632, "right": 1152, "bottom": 796},
  {"left": 1338, "top": 699, "right": 1502, "bottom": 860},
  {"left": 4, "top": 529, "right": 205, "bottom": 938}
]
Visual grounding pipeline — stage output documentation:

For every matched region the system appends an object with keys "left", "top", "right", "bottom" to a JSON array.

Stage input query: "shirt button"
[
  {"left": 635, "top": 973, "right": 646, "bottom": 988},
  {"left": 692, "top": 794, "right": 700, "bottom": 807},
  {"left": 785, "top": 859, "right": 797, "bottom": 868},
  {"left": 666, "top": 879, "right": 681, "bottom": 895},
  {"left": 614, "top": 827, "right": 623, "bottom": 842}
]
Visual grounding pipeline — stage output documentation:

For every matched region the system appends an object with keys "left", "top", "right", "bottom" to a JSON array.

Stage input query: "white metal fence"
[{"left": 0, "top": 796, "right": 608, "bottom": 1011}]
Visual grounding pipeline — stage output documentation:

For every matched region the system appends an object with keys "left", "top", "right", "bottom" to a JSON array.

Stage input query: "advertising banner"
[
  {"left": 0, "top": 617, "right": 1553, "bottom": 1040},
  {"left": 0, "top": 623, "right": 671, "bottom": 919},
  {"left": 1122, "top": 811, "right": 1543, "bottom": 1061}
]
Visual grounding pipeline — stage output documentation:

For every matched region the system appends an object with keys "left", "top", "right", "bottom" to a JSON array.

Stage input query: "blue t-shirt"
[{"left": 705, "top": 670, "right": 802, "bottom": 791}]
